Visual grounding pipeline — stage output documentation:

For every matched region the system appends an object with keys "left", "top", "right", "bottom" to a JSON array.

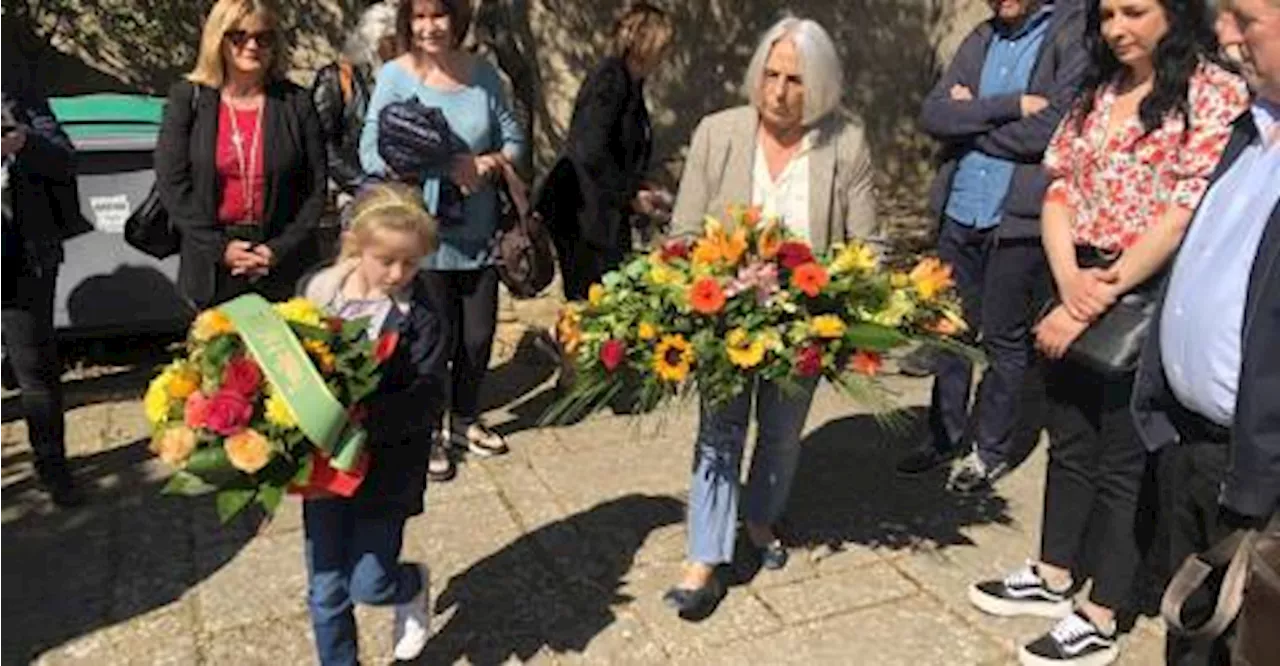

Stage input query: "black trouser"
[
  {"left": 1040, "top": 361, "right": 1147, "bottom": 611},
  {"left": 1162, "top": 407, "right": 1234, "bottom": 666},
  {"left": 554, "top": 234, "right": 628, "bottom": 302},
  {"left": 420, "top": 268, "right": 498, "bottom": 425},
  {"left": 928, "top": 217, "right": 1050, "bottom": 466},
  {"left": 1, "top": 269, "right": 68, "bottom": 483}
]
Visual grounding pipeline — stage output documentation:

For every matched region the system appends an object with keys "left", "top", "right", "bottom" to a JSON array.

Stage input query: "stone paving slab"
[{"left": 4, "top": 368, "right": 1180, "bottom": 666}]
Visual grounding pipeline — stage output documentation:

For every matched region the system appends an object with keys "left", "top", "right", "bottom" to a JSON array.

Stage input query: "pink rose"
[
  {"left": 221, "top": 356, "right": 262, "bottom": 396},
  {"left": 185, "top": 391, "right": 211, "bottom": 429},
  {"left": 204, "top": 389, "right": 254, "bottom": 436}
]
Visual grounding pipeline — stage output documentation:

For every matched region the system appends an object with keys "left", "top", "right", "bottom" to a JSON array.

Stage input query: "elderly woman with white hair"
[
  {"left": 663, "top": 16, "right": 880, "bottom": 619},
  {"left": 311, "top": 1, "right": 400, "bottom": 201}
]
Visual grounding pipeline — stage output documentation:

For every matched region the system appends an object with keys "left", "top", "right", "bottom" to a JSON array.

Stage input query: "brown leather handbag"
[
  {"left": 1161, "top": 512, "right": 1280, "bottom": 665},
  {"left": 493, "top": 163, "right": 555, "bottom": 299}
]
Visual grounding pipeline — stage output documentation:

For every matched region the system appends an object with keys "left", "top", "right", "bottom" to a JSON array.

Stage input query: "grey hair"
[
  {"left": 742, "top": 17, "right": 844, "bottom": 126},
  {"left": 344, "top": 1, "right": 398, "bottom": 67}
]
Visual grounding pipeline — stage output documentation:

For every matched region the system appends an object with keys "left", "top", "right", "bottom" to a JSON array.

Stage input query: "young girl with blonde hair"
[{"left": 298, "top": 183, "right": 448, "bottom": 665}]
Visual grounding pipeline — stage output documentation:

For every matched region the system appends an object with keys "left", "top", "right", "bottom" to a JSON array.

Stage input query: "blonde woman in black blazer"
[{"left": 155, "top": 0, "right": 325, "bottom": 308}]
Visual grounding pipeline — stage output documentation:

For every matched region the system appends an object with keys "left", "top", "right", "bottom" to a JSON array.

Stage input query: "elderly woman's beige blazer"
[{"left": 671, "top": 105, "right": 881, "bottom": 254}]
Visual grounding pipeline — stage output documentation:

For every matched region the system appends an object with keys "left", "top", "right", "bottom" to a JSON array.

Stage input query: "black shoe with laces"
[
  {"left": 968, "top": 561, "right": 1073, "bottom": 618},
  {"left": 1018, "top": 610, "right": 1119, "bottom": 666}
]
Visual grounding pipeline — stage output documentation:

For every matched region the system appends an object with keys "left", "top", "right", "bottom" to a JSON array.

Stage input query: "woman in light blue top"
[{"left": 360, "top": 0, "right": 527, "bottom": 478}]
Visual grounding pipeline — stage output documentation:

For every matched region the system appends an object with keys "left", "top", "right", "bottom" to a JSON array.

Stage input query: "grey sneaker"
[
  {"left": 451, "top": 422, "right": 509, "bottom": 457},
  {"left": 948, "top": 450, "right": 1009, "bottom": 493}
]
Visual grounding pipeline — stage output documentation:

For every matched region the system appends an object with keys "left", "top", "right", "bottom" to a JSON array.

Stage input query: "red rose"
[
  {"left": 777, "top": 242, "right": 815, "bottom": 270},
  {"left": 375, "top": 331, "right": 400, "bottom": 364},
  {"left": 599, "top": 339, "right": 627, "bottom": 372},
  {"left": 204, "top": 389, "right": 254, "bottom": 436},
  {"left": 221, "top": 356, "right": 262, "bottom": 396},
  {"left": 659, "top": 238, "right": 690, "bottom": 261},
  {"left": 795, "top": 344, "right": 823, "bottom": 378}
]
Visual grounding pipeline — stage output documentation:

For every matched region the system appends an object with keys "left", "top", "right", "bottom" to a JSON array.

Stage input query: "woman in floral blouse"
[{"left": 965, "top": 0, "right": 1249, "bottom": 664}]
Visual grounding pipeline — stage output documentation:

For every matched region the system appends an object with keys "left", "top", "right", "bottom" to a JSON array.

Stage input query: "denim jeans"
[
  {"left": 303, "top": 500, "right": 423, "bottom": 666},
  {"left": 687, "top": 378, "right": 818, "bottom": 565}
]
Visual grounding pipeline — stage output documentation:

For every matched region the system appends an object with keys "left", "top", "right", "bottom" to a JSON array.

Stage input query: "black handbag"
[
  {"left": 1039, "top": 248, "right": 1160, "bottom": 376},
  {"left": 123, "top": 184, "right": 180, "bottom": 258},
  {"left": 494, "top": 175, "right": 555, "bottom": 299}
]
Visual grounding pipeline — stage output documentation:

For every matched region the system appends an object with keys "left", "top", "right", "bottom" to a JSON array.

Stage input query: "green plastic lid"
[{"left": 49, "top": 94, "right": 167, "bottom": 148}]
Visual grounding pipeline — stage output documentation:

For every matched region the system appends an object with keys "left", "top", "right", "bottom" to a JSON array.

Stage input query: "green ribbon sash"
[{"left": 220, "top": 294, "right": 366, "bottom": 471}]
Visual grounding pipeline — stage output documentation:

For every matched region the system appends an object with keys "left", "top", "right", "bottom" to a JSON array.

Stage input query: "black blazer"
[
  {"left": 541, "top": 57, "right": 652, "bottom": 251},
  {"left": 154, "top": 79, "right": 326, "bottom": 308},
  {"left": 1132, "top": 114, "right": 1280, "bottom": 518}
]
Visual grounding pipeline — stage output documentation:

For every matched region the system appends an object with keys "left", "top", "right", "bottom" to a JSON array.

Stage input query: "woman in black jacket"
[
  {"left": 540, "top": 2, "right": 673, "bottom": 300},
  {"left": 155, "top": 0, "right": 326, "bottom": 309}
]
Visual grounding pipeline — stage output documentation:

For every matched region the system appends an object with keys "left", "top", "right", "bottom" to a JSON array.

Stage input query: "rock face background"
[{"left": 5, "top": 0, "right": 991, "bottom": 236}]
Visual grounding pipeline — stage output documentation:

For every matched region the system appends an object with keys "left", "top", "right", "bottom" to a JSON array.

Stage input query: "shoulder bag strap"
[{"left": 1162, "top": 527, "right": 1256, "bottom": 639}]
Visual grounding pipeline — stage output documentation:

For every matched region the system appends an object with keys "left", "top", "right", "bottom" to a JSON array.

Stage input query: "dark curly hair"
[{"left": 1074, "top": 0, "right": 1224, "bottom": 135}]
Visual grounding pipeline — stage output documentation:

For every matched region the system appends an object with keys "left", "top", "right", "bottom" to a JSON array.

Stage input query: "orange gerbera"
[
  {"left": 790, "top": 262, "right": 830, "bottom": 297},
  {"left": 909, "top": 257, "right": 954, "bottom": 301},
  {"left": 849, "top": 350, "right": 884, "bottom": 376},
  {"left": 689, "top": 277, "right": 727, "bottom": 314}
]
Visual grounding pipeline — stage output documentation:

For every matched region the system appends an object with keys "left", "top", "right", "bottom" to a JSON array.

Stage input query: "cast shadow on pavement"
[
  {"left": 408, "top": 494, "right": 683, "bottom": 666},
  {"left": 782, "top": 407, "right": 1014, "bottom": 555},
  {"left": 1, "top": 439, "right": 261, "bottom": 665}
]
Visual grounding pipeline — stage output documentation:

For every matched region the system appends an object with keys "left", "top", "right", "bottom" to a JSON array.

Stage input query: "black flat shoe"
[
  {"left": 759, "top": 540, "right": 788, "bottom": 570},
  {"left": 895, "top": 444, "right": 958, "bottom": 476},
  {"left": 662, "top": 575, "right": 725, "bottom": 621}
]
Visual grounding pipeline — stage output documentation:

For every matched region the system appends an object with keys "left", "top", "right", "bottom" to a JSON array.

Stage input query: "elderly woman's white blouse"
[{"left": 750, "top": 131, "right": 815, "bottom": 242}]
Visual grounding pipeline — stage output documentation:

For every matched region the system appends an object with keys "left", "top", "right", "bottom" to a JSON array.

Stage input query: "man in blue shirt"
[
  {"left": 1132, "top": 0, "right": 1280, "bottom": 663},
  {"left": 897, "top": 0, "right": 1088, "bottom": 493}
]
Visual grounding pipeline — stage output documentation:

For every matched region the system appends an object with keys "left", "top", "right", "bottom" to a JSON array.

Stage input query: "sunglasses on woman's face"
[{"left": 225, "top": 29, "right": 276, "bottom": 48}]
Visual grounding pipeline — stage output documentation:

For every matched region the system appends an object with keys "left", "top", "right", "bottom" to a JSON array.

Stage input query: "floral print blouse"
[{"left": 1043, "top": 61, "right": 1249, "bottom": 251}]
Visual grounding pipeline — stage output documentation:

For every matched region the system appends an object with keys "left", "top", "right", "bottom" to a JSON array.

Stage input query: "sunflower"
[
  {"left": 689, "top": 277, "right": 727, "bottom": 315},
  {"left": 809, "top": 314, "right": 847, "bottom": 339},
  {"left": 653, "top": 334, "right": 694, "bottom": 382},
  {"left": 790, "top": 262, "right": 830, "bottom": 297},
  {"left": 725, "top": 328, "right": 766, "bottom": 369},
  {"left": 264, "top": 389, "right": 299, "bottom": 429}
]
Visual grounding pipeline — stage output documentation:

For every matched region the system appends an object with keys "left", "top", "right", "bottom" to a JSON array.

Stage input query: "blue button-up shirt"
[
  {"left": 945, "top": 7, "right": 1053, "bottom": 228},
  {"left": 1160, "top": 100, "right": 1280, "bottom": 427}
]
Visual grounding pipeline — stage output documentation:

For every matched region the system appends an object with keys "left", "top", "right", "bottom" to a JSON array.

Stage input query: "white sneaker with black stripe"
[
  {"left": 968, "top": 561, "right": 1073, "bottom": 618},
  {"left": 1019, "top": 610, "right": 1118, "bottom": 666}
]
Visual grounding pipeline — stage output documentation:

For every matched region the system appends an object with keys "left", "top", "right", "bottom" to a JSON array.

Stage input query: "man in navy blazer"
[{"left": 1131, "top": 0, "right": 1280, "bottom": 663}]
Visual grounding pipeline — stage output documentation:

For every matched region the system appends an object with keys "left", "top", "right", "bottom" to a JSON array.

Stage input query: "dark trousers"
[
  {"left": 553, "top": 234, "right": 628, "bottom": 302},
  {"left": 928, "top": 218, "right": 1050, "bottom": 465},
  {"left": 303, "top": 499, "right": 422, "bottom": 666},
  {"left": 1, "top": 269, "right": 68, "bottom": 484},
  {"left": 420, "top": 268, "right": 498, "bottom": 425},
  {"left": 1162, "top": 409, "right": 1234, "bottom": 666},
  {"left": 1040, "top": 361, "right": 1147, "bottom": 610}
]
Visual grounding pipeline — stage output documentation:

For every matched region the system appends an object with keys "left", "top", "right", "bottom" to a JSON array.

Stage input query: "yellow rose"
[
  {"left": 725, "top": 328, "right": 766, "bottom": 369},
  {"left": 809, "top": 314, "right": 847, "bottom": 339},
  {"left": 587, "top": 284, "right": 606, "bottom": 307},
  {"left": 150, "top": 426, "right": 197, "bottom": 468},
  {"left": 264, "top": 390, "right": 298, "bottom": 429},
  {"left": 224, "top": 428, "right": 273, "bottom": 474},
  {"left": 144, "top": 367, "right": 177, "bottom": 426},
  {"left": 274, "top": 297, "right": 323, "bottom": 327},
  {"left": 638, "top": 321, "right": 658, "bottom": 341},
  {"left": 166, "top": 367, "right": 200, "bottom": 400},
  {"left": 191, "top": 309, "right": 234, "bottom": 342}
]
